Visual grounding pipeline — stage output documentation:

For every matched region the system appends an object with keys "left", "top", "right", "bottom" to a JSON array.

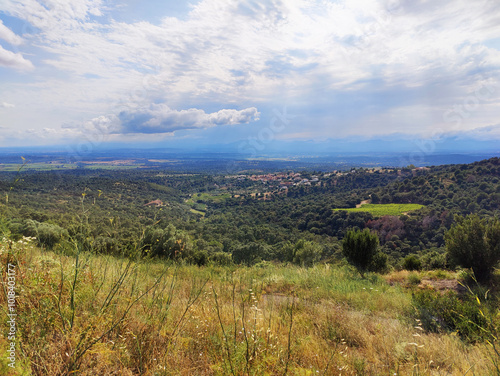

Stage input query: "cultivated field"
[{"left": 333, "top": 203, "right": 425, "bottom": 217}]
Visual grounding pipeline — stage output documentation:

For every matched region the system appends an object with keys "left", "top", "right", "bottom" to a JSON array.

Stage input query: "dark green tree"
[
  {"left": 232, "top": 242, "right": 268, "bottom": 265},
  {"left": 402, "top": 254, "right": 422, "bottom": 271},
  {"left": 342, "top": 228, "right": 380, "bottom": 276},
  {"left": 445, "top": 214, "right": 500, "bottom": 282}
]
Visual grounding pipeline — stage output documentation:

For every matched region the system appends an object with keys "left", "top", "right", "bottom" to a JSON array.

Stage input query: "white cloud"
[
  {"left": 117, "top": 104, "right": 260, "bottom": 134},
  {"left": 0, "top": 102, "right": 15, "bottom": 108},
  {"left": 0, "top": 20, "right": 23, "bottom": 45},
  {"left": 5, "top": 0, "right": 500, "bottom": 96},
  {"left": 2, "top": 0, "right": 104, "bottom": 29},
  {"left": 0, "top": 19, "right": 33, "bottom": 71},
  {"left": 0, "top": 45, "right": 34, "bottom": 71},
  {"left": 209, "top": 108, "right": 261, "bottom": 125},
  {"left": 1, "top": 0, "right": 500, "bottom": 144}
]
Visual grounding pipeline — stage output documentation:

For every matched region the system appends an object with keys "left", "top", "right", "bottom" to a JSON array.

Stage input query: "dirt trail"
[{"left": 356, "top": 199, "right": 370, "bottom": 208}]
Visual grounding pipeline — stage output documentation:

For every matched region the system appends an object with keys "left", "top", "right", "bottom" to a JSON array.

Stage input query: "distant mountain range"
[{"left": 0, "top": 135, "right": 498, "bottom": 169}]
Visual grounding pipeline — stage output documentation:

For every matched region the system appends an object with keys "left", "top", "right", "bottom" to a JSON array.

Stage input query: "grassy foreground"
[{"left": 0, "top": 238, "right": 497, "bottom": 375}]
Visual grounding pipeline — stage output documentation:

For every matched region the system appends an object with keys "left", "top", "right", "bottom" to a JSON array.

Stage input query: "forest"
[
  {"left": 1, "top": 157, "right": 499, "bottom": 268},
  {"left": 0, "top": 157, "right": 500, "bottom": 375}
]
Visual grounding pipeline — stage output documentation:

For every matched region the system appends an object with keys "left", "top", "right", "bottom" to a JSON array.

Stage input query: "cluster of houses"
[{"left": 228, "top": 172, "right": 323, "bottom": 191}]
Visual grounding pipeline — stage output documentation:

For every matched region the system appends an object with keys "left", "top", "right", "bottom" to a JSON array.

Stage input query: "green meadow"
[{"left": 333, "top": 203, "right": 425, "bottom": 216}]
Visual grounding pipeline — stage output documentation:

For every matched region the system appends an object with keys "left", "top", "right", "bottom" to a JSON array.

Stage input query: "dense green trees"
[
  {"left": 445, "top": 214, "right": 500, "bottom": 282},
  {"left": 142, "top": 224, "right": 195, "bottom": 259},
  {"left": 0, "top": 157, "right": 498, "bottom": 269},
  {"left": 23, "top": 219, "right": 68, "bottom": 249}
]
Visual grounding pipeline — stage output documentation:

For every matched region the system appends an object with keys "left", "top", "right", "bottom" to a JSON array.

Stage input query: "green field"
[
  {"left": 186, "top": 192, "right": 231, "bottom": 205},
  {"left": 0, "top": 163, "right": 146, "bottom": 171},
  {"left": 84, "top": 165, "right": 143, "bottom": 170},
  {"left": 333, "top": 203, "right": 425, "bottom": 216},
  {"left": 0, "top": 163, "right": 77, "bottom": 171},
  {"left": 189, "top": 208, "right": 206, "bottom": 216}
]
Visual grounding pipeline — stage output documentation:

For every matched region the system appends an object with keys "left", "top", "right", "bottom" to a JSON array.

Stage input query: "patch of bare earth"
[
  {"left": 418, "top": 279, "right": 467, "bottom": 294},
  {"left": 356, "top": 199, "right": 371, "bottom": 208}
]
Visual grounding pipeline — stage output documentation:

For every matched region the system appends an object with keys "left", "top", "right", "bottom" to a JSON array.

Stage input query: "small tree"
[
  {"left": 291, "top": 239, "right": 322, "bottom": 267},
  {"left": 445, "top": 214, "right": 500, "bottom": 283},
  {"left": 402, "top": 254, "right": 422, "bottom": 271},
  {"left": 342, "top": 228, "right": 379, "bottom": 276}
]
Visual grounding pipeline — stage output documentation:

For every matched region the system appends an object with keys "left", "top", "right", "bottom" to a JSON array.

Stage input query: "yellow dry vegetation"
[{"left": 0, "top": 239, "right": 496, "bottom": 375}]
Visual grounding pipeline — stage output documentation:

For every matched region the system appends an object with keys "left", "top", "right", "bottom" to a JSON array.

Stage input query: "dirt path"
[{"left": 356, "top": 199, "right": 370, "bottom": 208}]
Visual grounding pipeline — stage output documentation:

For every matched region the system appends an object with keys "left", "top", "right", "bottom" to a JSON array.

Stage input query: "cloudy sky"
[{"left": 0, "top": 0, "right": 499, "bottom": 151}]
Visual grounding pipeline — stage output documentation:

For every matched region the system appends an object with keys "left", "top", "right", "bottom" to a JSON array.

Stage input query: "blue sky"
[{"left": 0, "top": 0, "right": 499, "bottom": 152}]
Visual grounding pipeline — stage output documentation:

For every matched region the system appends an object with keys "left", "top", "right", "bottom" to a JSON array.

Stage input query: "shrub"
[
  {"left": 445, "top": 215, "right": 500, "bottom": 282},
  {"left": 407, "top": 272, "right": 421, "bottom": 285},
  {"left": 141, "top": 224, "right": 196, "bottom": 262},
  {"left": 291, "top": 239, "right": 322, "bottom": 267},
  {"left": 369, "top": 251, "right": 388, "bottom": 273},
  {"left": 402, "top": 254, "right": 422, "bottom": 271},
  {"left": 232, "top": 242, "right": 268, "bottom": 265},
  {"left": 420, "top": 248, "right": 446, "bottom": 270},
  {"left": 412, "top": 289, "right": 488, "bottom": 343},
  {"left": 92, "top": 236, "right": 119, "bottom": 254},
  {"left": 187, "top": 249, "right": 209, "bottom": 266},
  {"left": 209, "top": 251, "right": 233, "bottom": 266},
  {"left": 22, "top": 219, "right": 68, "bottom": 249},
  {"left": 342, "top": 228, "right": 379, "bottom": 276}
]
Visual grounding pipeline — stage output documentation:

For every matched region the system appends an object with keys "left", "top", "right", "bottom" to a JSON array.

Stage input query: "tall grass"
[{"left": 1, "top": 239, "right": 498, "bottom": 375}]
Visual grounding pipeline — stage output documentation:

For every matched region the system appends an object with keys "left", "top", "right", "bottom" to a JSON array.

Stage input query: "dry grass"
[{"left": 0, "top": 239, "right": 498, "bottom": 375}]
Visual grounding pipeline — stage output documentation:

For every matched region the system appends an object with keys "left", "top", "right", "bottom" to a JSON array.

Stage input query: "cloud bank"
[
  {"left": 80, "top": 105, "right": 260, "bottom": 135},
  {"left": 0, "top": 0, "right": 499, "bottom": 146}
]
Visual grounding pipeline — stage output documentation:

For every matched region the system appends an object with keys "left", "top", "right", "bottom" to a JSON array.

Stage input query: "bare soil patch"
[{"left": 418, "top": 279, "right": 467, "bottom": 294}]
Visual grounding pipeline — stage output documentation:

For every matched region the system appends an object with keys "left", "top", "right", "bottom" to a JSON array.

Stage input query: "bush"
[
  {"left": 141, "top": 224, "right": 196, "bottom": 262},
  {"left": 445, "top": 215, "right": 500, "bottom": 282},
  {"left": 187, "top": 249, "right": 208, "bottom": 266},
  {"left": 232, "top": 242, "right": 268, "bottom": 265},
  {"left": 402, "top": 254, "right": 422, "bottom": 271},
  {"left": 369, "top": 251, "right": 388, "bottom": 273},
  {"left": 23, "top": 219, "right": 68, "bottom": 249},
  {"left": 342, "top": 228, "right": 379, "bottom": 276},
  {"left": 92, "top": 236, "right": 119, "bottom": 254},
  {"left": 0, "top": 217, "right": 12, "bottom": 240},
  {"left": 210, "top": 252, "right": 233, "bottom": 266},
  {"left": 420, "top": 248, "right": 446, "bottom": 270},
  {"left": 407, "top": 272, "right": 421, "bottom": 285},
  {"left": 291, "top": 239, "right": 322, "bottom": 267},
  {"left": 412, "top": 289, "right": 488, "bottom": 343}
]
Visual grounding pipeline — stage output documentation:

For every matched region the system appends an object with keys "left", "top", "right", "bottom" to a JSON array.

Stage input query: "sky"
[{"left": 0, "top": 0, "right": 500, "bottom": 154}]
